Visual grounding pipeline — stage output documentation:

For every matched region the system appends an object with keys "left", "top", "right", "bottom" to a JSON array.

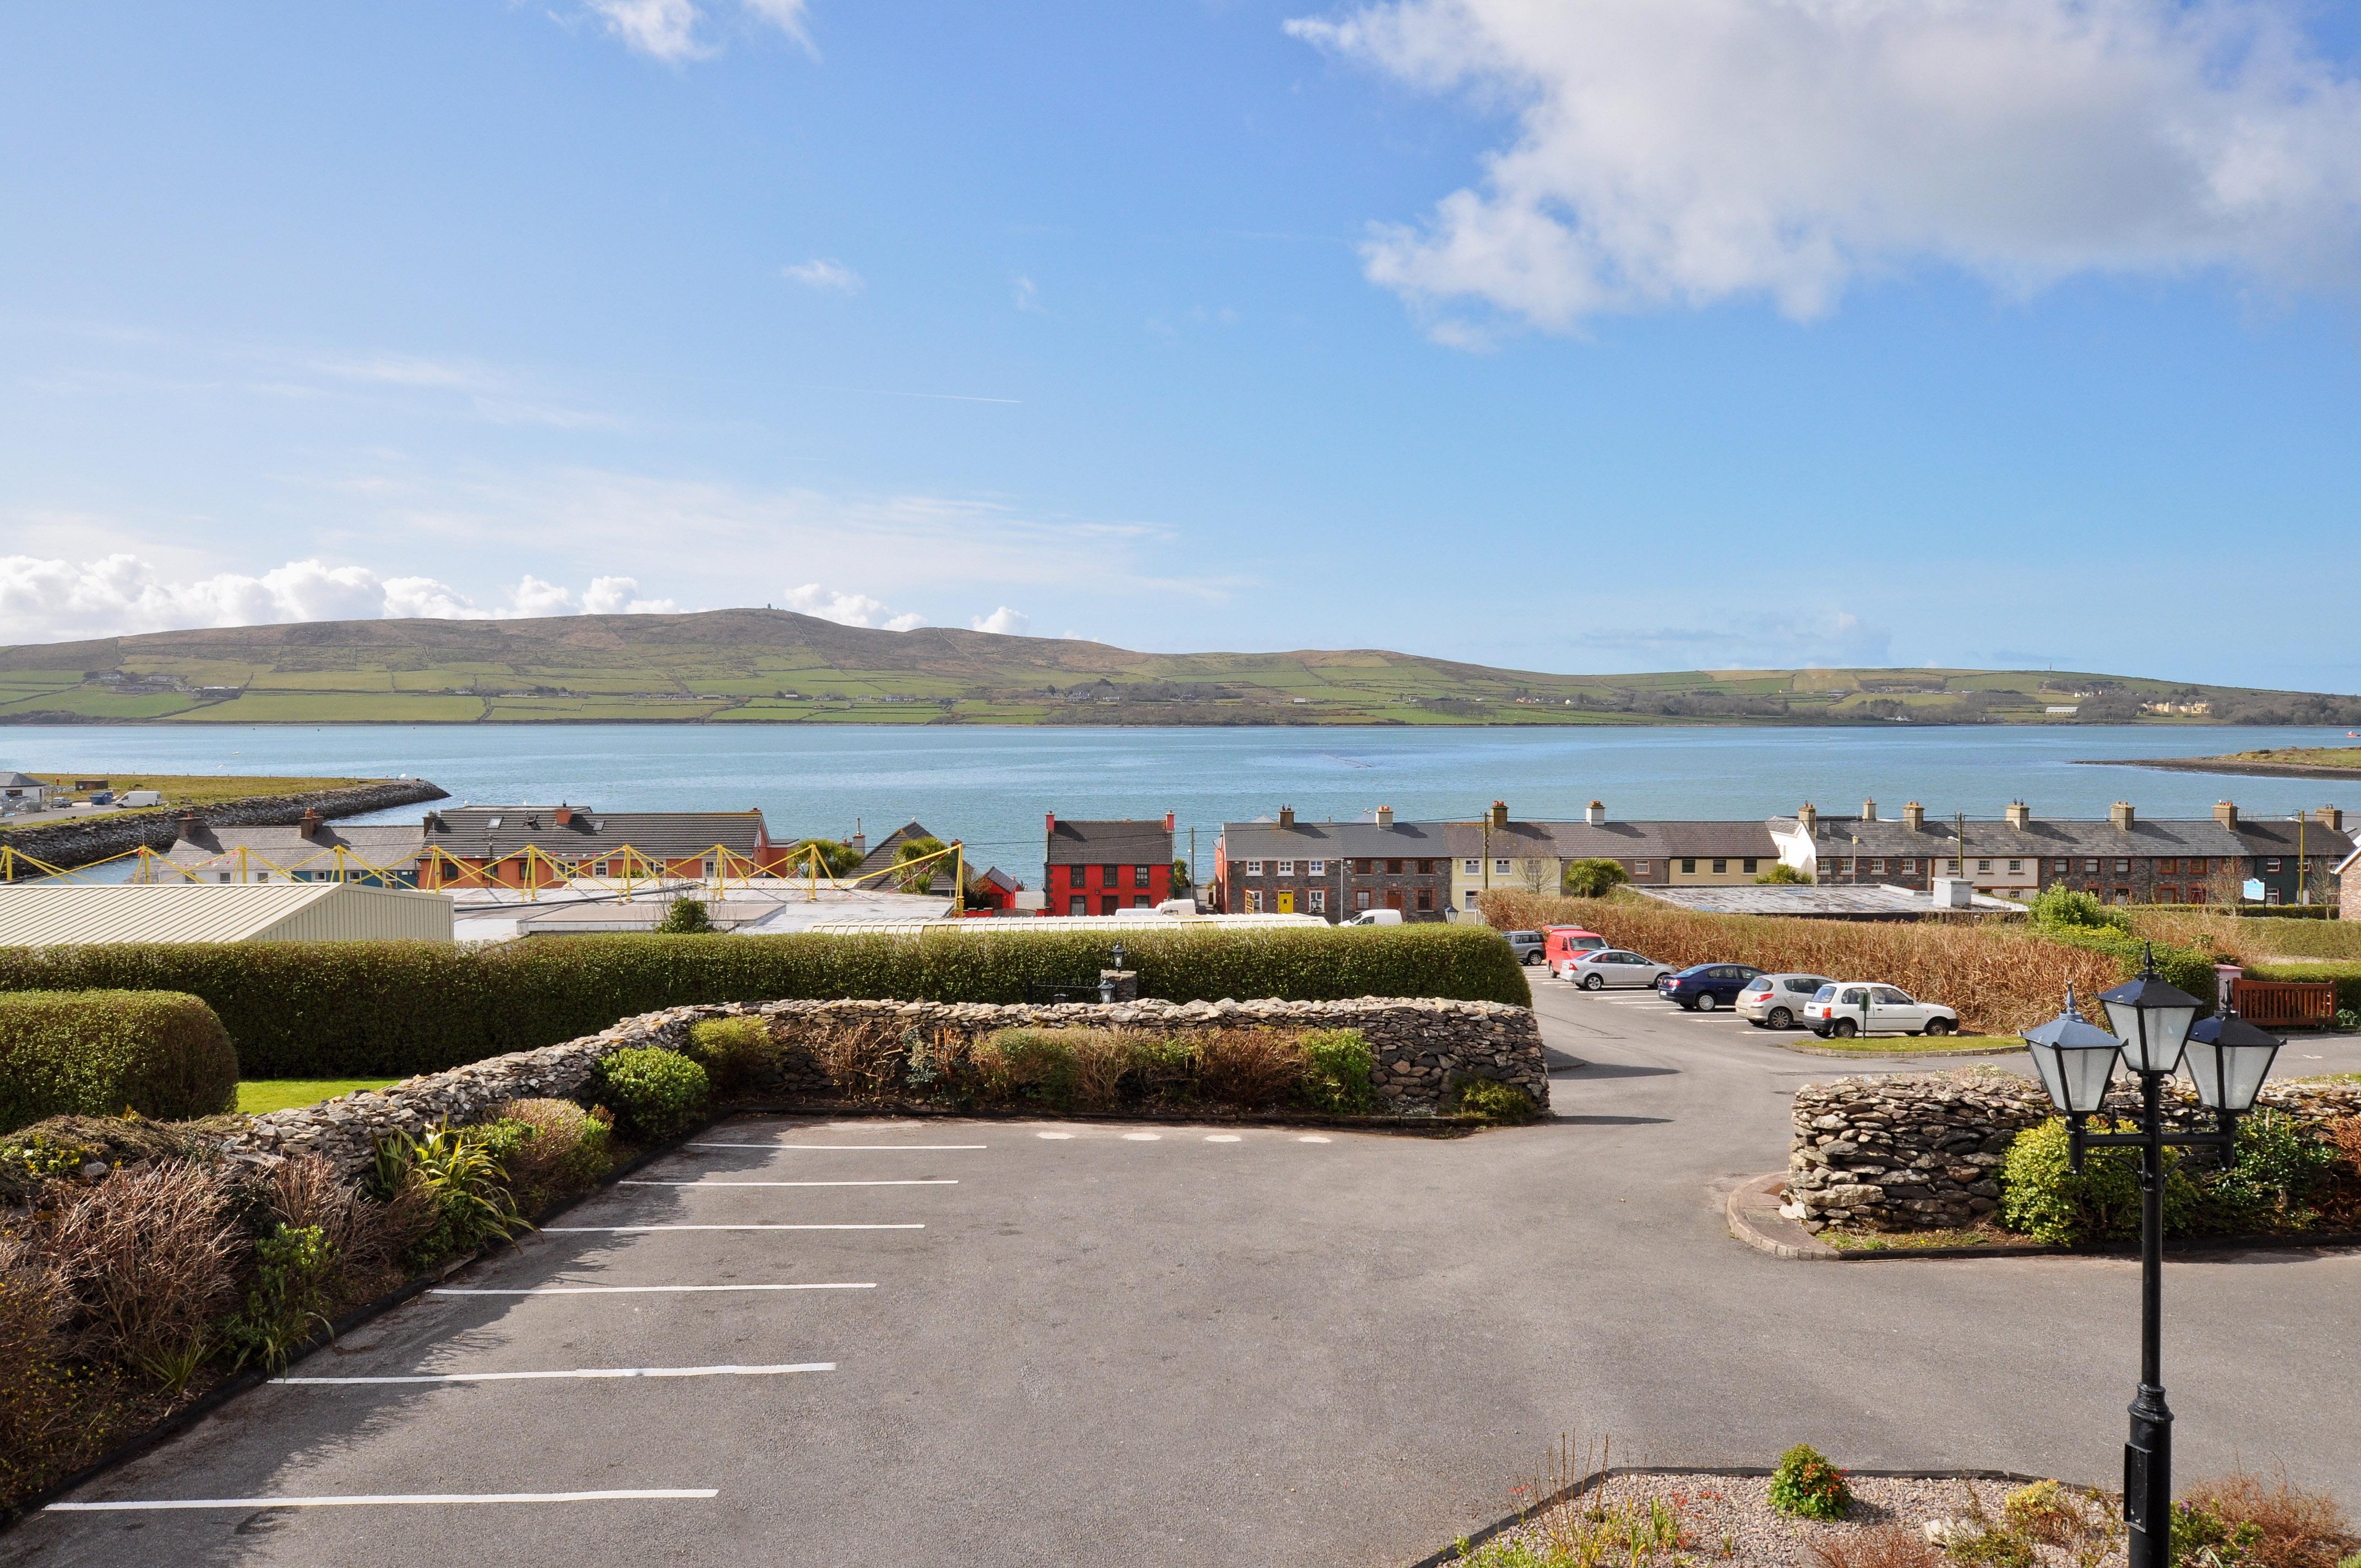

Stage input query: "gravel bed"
[{"left": 1454, "top": 1471, "right": 2124, "bottom": 1568}]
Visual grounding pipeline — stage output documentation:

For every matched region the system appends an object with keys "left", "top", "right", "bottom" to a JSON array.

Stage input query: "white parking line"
[
  {"left": 47, "top": 1490, "right": 719, "bottom": 1512},
  {"left": 1297, "top": 1135, "right": 1331, "bottom": 1144},
  {"left": 428, "top": 1283, "right": 875, "bottom": 1296},
  {"left": 690, "top": 1143, "right": 987, "bottom": 1151},
  {"left": 621, "top": 1179, "right": 956, "bottom": 1188},
  {"left": 1120, "top": 1133, "right": 1161, "bottom": 1141},
  {"left": 1035, "top": 1131, "right": 1075, "bottom": 1140},
  {"left": 271, "top": 1363, "right": 834, "bottom": 1385},
  {"left": 539, "top": 1224, "right": 923, "bottom": 1232},
  {"left": 1204, "top": 1135, "right": 1241, "bottom": 1143}
]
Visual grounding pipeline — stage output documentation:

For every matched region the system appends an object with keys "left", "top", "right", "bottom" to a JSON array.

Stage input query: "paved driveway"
[{"left": 12, "top": 988, "right": 2358, "bottom": 1567}]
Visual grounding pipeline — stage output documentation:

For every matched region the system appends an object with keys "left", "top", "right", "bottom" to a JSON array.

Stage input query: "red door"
[{"left": 1384, "top": 889, "right": 1404, "bottom": 911}]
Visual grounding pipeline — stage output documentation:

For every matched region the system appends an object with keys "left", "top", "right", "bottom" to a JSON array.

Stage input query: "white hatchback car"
[
  {"left": 1737, "top": 973, "right": 1835, "bottom": 1030},
  {"left": 1561, "top": 949, "right": 1673, "bottom": 990},
  {"left": 1804, "top": 982, "right": 1961, "bottom": 1038}
]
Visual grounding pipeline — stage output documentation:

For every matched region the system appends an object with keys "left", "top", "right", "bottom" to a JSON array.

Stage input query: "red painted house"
[{"left": 1043, "top": 813, "right": 1175, "bottom": 916}]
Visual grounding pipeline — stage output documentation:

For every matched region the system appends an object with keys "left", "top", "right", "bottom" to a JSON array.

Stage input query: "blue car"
[{"left": 1657, "top": 963, "right": 1764, "bottom": 1011}]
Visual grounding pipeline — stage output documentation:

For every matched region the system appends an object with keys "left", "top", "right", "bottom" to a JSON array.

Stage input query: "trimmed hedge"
[
  {"left": 0, "top": 926, "right": 1530, "bottom": 1079},
  {"left": 0, "top": 990, "right": 239, "bottom": 1133},
  {"left": 2244, "top": 962, "right": 2361, "bottom": 1014}
]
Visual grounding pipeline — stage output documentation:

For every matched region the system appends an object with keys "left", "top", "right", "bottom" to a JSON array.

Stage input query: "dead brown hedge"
[{"left": 1477, "top": 890, "right": 2122, "bottom": 1035}]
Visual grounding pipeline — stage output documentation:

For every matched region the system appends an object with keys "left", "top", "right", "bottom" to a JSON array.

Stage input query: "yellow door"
[{"left": 1276, "top": 891, "right": 1294, "bottom": 913}]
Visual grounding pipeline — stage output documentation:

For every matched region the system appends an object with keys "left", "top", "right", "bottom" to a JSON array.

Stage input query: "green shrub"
[
  {"left": 683, "top": 1016, "right": 771, "bottom": 1096},
  {"left": 1766, "top": 1443, "right": 1851, "bottom": 1521},
  {"left": 2037, "top": 926, "right": 2221, "bottom": 1009},
  {"left": 1295, "top": 1030, "right": 1377, "bottom": 1114},
  {"left": 656, "top": 898, "right": 712, "bottom": 934},
  {"left": 1449, "top": 1077, "right": 1537, "bottom": 1124},
  {"left": 1999, "top": 1119, "right": 2196, "bottom": 1246},
  {"left": 0, "top": 990, "right": 238, "bottom": 1134},
  {"left": 2190, "top": 1110, "right": 2336, "bottom": 1235},
  {"left": 377, "top": 1126, "right": 530, "bottom": 1266},
  {"left": 1562, "top": 858, "right": 1631, "bottom": 898},
  {"left": 2172, "top": 1498, "right": 2265, "bottom": 1568},
  {"left": 225, "top": 1222, "right": 338, "bottom": 1372},
  {"left": 491, "top": 1098, "right": 611, "bottom": 1204},
  {"left": 969, "top": 1028, "right": 1082, "bottom": 1111},
  {"left": 0, "top": 927, "right": 1528, "bottom": 1079},
  {"left": 2028, "top": 884, "right": 2130, "bottom": 932},
  {"left": 592, "top": 1047, "right": 709, "bottom": 1142},
  {"left": 1754, "top": 863, "right": 1811, "bottom": 885}
]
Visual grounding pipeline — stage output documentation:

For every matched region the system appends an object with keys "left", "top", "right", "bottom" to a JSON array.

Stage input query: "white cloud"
[
  {"left": 784, "top": 583, "right": 924, "bottom": 631},
  {"left": 1288, "top": 0, "right": 2361, "bottom": 334},
  {"left": 782, "top": 257, "right": 862, "bottom": 293},
  {"left": 0, "top": 554, "right": 693, "bottom": 642},
  {"left": 970, "top": 606, "right": 1030, "bottom": 636},
  {"left": 1012, "top": 275, "right": 1042, "bottom": 313},
  {"left": 583, "top": 575, "right": 681, "bottom": 614},
  {"left": 580, "top": 0, "right": 813, "bottom": 62}
]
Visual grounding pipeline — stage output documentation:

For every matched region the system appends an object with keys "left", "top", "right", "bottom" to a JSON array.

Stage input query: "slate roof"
[
  {"left": 161, "top": 821, "right": 428, "bottom": 872},
  {"left": 1769, "top": 814, "right": 2253, "bottom": 860},
  {"left": 1633, "top": 884, "right": 2026, "bottom": 918},
  {"left": 1220, "top": 818, "right": 1448, "bottom": 861},
  {"left": 0, "top": 771, "right": 46, "bottom": 790},
  {"left": 2232, "top": 818, "right": 2357, "bottom": 861},
  {"left": 1046, "top": 818, "right": 1174, "bottom": 865},
  {"left": 1440, "top": 819, "right": 1774, "bottom": 861},
  {"left": 852, "top": 820, "right": 963, "bottom": 894},
  {"left": 421, "top": 806, "right": 769, "bottom": 858}
]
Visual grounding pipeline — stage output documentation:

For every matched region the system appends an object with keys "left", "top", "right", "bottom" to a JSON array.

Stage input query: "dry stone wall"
[
  {"left": 224, "top": 993, "right": 1547, "bottom": 1179},
  {"left": 1789, "top": 1069, "right": 2361, "bottom": 1233}
]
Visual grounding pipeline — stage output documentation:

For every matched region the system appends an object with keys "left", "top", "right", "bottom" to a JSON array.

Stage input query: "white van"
[{"left": 1345, "top": 908, "right": 1404, "bottom": 927}]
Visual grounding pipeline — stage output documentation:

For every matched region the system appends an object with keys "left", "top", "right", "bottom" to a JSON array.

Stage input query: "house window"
[
  {"left": 1415, "top": 889, "right": 1433, "bottom": 911},
  {"left": 1417, "top": 860, "right": 1434, "bottom": 874},
  {"left": 1276, "top": 859, "right": 1296, "bottom": 876},
  {"left": 2054, "top": 860, "right": 2070, "bottom": 873},
  {"left": 1634, "top": 861, "right": 1649, "bottom": 876},
  {"left": 1308, "top": 859, "right": 1325, "bottom": 875},
  {"left": 1244, "top": 860, "right": 1263, "bottom": 876},
  {"left": 2266, "top": 858, "right": 2282, "bottom": 873},
  {"left": 1869, "top": 859, "right": 1886, "bottom": 874},
  {"left": 1244, "top": 890, "right": 1261, "bottom": 913},
  {"left": 1354, "top": 889, "right": 1370, "bottom": 911},
  {"left": 2159, "top": 887, "right": 2179, "bottom": 903},
  {"left": 2114, "top": 859, "right": 2130, "bottom": 873},
  {"left": 1134, "top": 896, "right": 1150, "bottom": 908},
  {"left": 1465, "top": 890, "right": 1480, "bottom": 910},
  {"left": 2267, "top": 888, "right": 2282, "bottom": 905},
  {"left": 1744, "top": 858, "right": 1759, "bottom": 873},
  {"left": 1680, "top": 858, "right": 1696, "bottom": 874},
  {"left": 1712, "top": 859, "right": 1727, "bottom": 874},
  {"left": 1386, "top": 859, "right": 1403, "bottom": 874},
  {"left": 2156, "top": 858, "right": 2176, "bottom": 873},
  {"left": 1309, "top": 889, "right": 1325, "bottom": 913},
  {"left": 1464, "top": 858, "right": 1481, "bottom": 874},
  {"left": 1977, "top": 860, "right": 1992, "bottom": 873},
  {"left": 1945, "top": 859, "right": 1961, "bottom": 874},
  {"left": 2085, "top": 859, "right": 2099, "bottom": 873},
  {"left": 1354, "top": 859, "right": 1372, "bottom": 874},
  {"left": 1495, "top": 858, "right": 1511, "bottom": 874},
  {"left": 1900, "top": 859, "right": 1913, "bottom": 873},
  {"left": 1069, "top": 897, "right": 1087, "bottom": 916}
]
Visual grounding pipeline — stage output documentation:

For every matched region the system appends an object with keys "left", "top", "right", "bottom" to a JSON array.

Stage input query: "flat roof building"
[{"left": 0, "top": 882, "right": 455, "bottom": 945}]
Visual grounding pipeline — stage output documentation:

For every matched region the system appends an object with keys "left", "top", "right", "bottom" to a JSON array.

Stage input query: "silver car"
[
  {"left": 1504, "top": 929, "right": 1546, "bottom": 966},
  {"left": 1562, "top": 949, "right": 1673, "bottom": 990},
  {"left": 1738, "top": 972, "right": 1835, "bottom": 1031}
]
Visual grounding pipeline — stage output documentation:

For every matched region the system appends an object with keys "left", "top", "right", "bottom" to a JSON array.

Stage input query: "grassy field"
[
  {"left": 2218, "top": 747, "right": 2361, "bottom": 769},
  {"left": 237, "top": 1078, "right": 399, "bottom": 1113},
  {"left": 1790, "top": 1032, "right": 2023, "bottom": 1054},
  {"left": 4, "top": 607, "right": 2347, "bottom": 726}
]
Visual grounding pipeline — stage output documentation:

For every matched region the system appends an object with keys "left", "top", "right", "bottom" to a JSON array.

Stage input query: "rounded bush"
[
  {"left": 0, "top": 990, "right": 238, "bottom": 1134},
  {"left": 591, "top": 1046, "right": 710, "bottom": 1143},
  {"left": 1766, "top": 1444, "right": 1851, "bottom": 1521}
]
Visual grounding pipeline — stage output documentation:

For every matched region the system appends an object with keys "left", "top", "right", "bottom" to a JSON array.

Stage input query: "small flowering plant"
[{"left": 1767, "top": 1444, "right": 1852, "bottom": 1522}]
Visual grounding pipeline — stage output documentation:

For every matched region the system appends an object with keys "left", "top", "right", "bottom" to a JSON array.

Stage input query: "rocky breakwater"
[
  {"left": 0, "top": 777, "right": 448, "bottom": 875},
  {"left": 755, "top": 994, "right": 1549, "bottom": 1112},
  {"left": 1789, "top": 1069, "right": 2361, "bottom": 1233}
]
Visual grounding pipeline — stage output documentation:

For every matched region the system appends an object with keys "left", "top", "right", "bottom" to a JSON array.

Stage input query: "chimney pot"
[
  {"left": 2213, "top": 800, "right": 2238, "bottom": 829},
  {"left": 1375, "top": 805, "right": 1394, "bottom": 828},
  {"left": 1862, "top": 799, "right": 1877, "bottom": 821},
  {"left": 2110, "top": 801, "right": 2135, "bottom": 831}
]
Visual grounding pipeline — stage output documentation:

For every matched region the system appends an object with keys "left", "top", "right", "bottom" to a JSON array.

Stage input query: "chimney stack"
[
  {"left": 297, "top": 808, "right": 324, "bottom": 840},
  {"left": 554, "top": 803, "right": 574, "bottom": 826},
  {"left": 1375, "top": 805, "right": 1394, "bottom": 827},
  {"left": 2316, "top": 805, "right": 2342, "bottom": 833},
  {"left": 1279, "top": 805, "right": 1296, "bottom": 829},
  {"left": 1862, "top": 799, "right": 1878, "bottom": 822},
  {"left": 2109, "top": 801, "right": 2135, "bottom": 831},
  {"left": 2005, "top": 801, "right": 2031, "bottom": 829},
  {"left": 1797, "top": 803, "right": 1818, "bottom": 834},
  {"left": 1903, "top": 801, "right": 1924, "bottom": 832},
  {"left": 1043, "top": 812, "right": 1056, "bottom": 837},
  {"left": 2213, "top": 801, "right": 2238, "bottom": 829},
  {"left": 1163, "top": 812, "right": 1174, "bottom": 834},
  {"left": 1586, "top": 799, "right": 1605, "bottom": 826},
  {"left": 1490, "top": 800, "right": 1508, "bottom": 830}
]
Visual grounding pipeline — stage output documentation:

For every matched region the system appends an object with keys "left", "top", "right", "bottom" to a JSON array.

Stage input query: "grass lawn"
[
  {"left": 237, "top": 1079, "right": 399, "bottom": 1114},
  {"left": 1823, "top": 1224, "right": 2015, "bottom": 1253},
  {"left": 1790, "top": 1032, "right": 2022, "bottom": 1054}
]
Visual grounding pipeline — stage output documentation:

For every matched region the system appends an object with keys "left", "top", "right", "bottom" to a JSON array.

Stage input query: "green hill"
[{"left": 0, "top": 609, "right": 2352, "bottom": 726}]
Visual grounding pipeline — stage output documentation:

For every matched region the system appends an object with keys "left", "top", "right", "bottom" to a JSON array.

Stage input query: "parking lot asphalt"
[{"left": 12, "top": 984, "right": 2359, "bottom": 1568}]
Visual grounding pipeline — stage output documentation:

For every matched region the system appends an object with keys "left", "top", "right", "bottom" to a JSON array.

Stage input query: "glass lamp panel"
[
  {"left": 2025, "top": 1037, "right": 2118, "bottom": 1115},
  {"left": 2102, "top": 997, "right": 2197, "bottom": 1074},
  {"left": 2183, "top": 1037, "right": 2280, "bottom": 1113}
]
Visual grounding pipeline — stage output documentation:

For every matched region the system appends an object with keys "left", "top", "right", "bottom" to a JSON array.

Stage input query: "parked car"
[
  {"left": 1737, "top": 973, "right": 1835, "bottom": 1030},
  {"left": 1345, "top": 908, "right": 1403, "bottom": 927},
  {"left": 1657, "top": 963, "right": 1763, "bottom": 1011},
  {"left": 1544, "top": 927, "right": 1610, "bottom": 978},
  {"left": 1560, "top": 949, "right": 1673, "bottom": 990},
  {"left": 1504, "top": 929, "right": 1547, "bottom": 966},
  {"left": 1804, "top": 982, "right": 1960, "bottom": 1038}
]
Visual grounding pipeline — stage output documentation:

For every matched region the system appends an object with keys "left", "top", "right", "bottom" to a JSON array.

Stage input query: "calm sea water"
[{"left": 2, "top": 723, "right": 2351, "bottom": 881}]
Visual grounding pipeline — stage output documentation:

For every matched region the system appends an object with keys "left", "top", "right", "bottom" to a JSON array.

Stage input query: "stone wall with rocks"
[
  {"left": 224, "top": 993, "right": 1547, "bottom": 1179},
  {"left": 0, "top": 778, "right": 448, "bottom": 877},
  {"left": 1789, "top": 1069, "right": 2361, "bottom": 1233}
]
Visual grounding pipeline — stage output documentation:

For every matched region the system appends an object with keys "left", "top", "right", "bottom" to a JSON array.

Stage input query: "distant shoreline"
[{"left": 2079, "top": 755, "right": 2361, "bottom": 781}]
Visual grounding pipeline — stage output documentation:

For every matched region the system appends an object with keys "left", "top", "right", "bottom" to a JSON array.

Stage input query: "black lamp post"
[{"left": 2019, "top": 949, "right": 2282, "bottom": 1568}]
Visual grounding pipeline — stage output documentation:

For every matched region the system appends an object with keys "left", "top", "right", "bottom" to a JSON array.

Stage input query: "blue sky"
[{"left": 3, "top": 1, "right": 2359, "bottom": 689}]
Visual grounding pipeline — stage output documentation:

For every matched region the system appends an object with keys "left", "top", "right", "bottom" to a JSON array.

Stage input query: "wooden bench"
[{"left": 2230, "top": 979, "right": 2339, "bottom": 1030}]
